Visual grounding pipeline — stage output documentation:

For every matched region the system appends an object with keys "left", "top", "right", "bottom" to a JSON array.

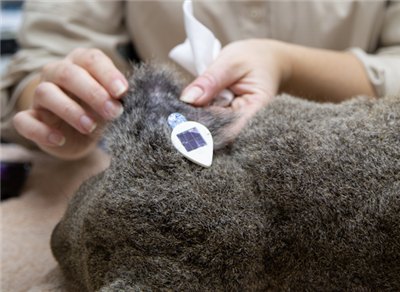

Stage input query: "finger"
[
  {"left": 211, "top": 89, "right": 234, "bottom": 107},
  {"left": 220, "top": 94, "right": 264, "bottom": 139},
  {"left": 231, "top": 93, "right": 266, "bottom": 125},
  {"left": 43, "top": 61, "right": 123, "bottom": 120},
  {"left": 180, "top": 51, "right": 246, "bottom": 106},
  {"left": 69, "top": 48, "right": 128, "bottom": 98},
  {"left": 231, "top": 93, "right": 269, "bottom": 119},
  {"left": 34, "top": 82, "right": 97, "bottom": 134},
  {"left": 13, "top": 110, "right": 66, "bottom": 147}
]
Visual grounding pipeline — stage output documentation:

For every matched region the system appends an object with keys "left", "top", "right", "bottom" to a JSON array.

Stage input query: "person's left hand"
[{"left": 179, "top": 39, "right": 291, "bottom": 137}]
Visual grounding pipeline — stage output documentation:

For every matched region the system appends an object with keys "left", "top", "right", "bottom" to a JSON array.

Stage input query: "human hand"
[
  {"left": 179, "top": 38, "right": 376, "bottom": 140},
  {"left": 179, "top": 39, "right": 291, "bottom": 137},
  {"left": 13, "top": 48, "right": 128, "bottom": 159}
]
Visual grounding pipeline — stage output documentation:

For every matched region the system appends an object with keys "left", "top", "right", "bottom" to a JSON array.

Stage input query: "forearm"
[{"left": 281, "top": 43, "right": 376, "bottom": 102}]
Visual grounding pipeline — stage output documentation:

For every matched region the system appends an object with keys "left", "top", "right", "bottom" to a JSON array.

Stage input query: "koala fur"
[{"left": 51, "top": 63, "right": 400, "bottom": 291}]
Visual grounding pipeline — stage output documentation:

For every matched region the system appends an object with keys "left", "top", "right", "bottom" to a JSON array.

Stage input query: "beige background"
[{"left": 1, "top": 144, "right": 109, "bottom": 291}]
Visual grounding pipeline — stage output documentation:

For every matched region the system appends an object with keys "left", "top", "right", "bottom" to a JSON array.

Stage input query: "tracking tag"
[{"left": 168, "top": 113, "right": 213, "bottom": 167}]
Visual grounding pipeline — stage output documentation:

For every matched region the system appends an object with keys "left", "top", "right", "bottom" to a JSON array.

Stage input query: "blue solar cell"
[{"left": 177, "top": 127, "right": 207, "bottom": 152}]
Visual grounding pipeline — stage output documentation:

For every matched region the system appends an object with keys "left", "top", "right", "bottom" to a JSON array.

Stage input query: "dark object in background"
[
  {"left": 1, "top": 1, "right": 23, "bottom": 56},
  {"left": 1, "top": 161, "right": 31, "bottom": 201}
]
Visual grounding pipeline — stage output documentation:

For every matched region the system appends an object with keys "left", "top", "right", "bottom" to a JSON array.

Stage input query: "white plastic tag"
[{"left": 168, "top": 113, "right": 213, "bottom": 167}]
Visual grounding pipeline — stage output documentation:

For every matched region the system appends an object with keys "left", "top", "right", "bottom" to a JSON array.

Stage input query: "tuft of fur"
[{"left": 51, "top": 63, "right": 400, "bottom": 291}]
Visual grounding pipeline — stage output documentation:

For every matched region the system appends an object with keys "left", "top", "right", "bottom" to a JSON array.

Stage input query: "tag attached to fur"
[{"left": 168, "top": 113, "right": 213, "bottom": 167}]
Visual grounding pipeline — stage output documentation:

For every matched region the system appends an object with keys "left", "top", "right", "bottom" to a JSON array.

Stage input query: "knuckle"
[
  {"left": 90, "top": 85, "right": 108, "bottom": 104},
  {"left": 69, "top": 47, "right": 86, "bottom": 58},
  {"left": 61, "top": 103, "right": 77, "bottom": 120},
  {"left": 41, "top": 61, "right": 60, "bottom": 80},
  {"left": 87, "top": 48, "right": 104, "bottom": 59},
  {"left": 41, "top": 63, "right": 53, "bottom": 76},
  {"left": 13, "top": 113, "right": 34, "bottom": 139},
  {"left": 34, "top": 81, "right": 52, "bottom": 98},
  {"left": 200, "top": 72, "right": 219, "bottom": 90},
  {"left": 223, "top": 42, "right": 238, "bottom": 54},
  {"left": 55, "top": 62, "right": 74, "bottom": 84},
  {"left": 82, "top": 48, "right": 105, "bottom": 69},
  {"left": 12, "top": 112, "right": 25, "bottom": 130}
]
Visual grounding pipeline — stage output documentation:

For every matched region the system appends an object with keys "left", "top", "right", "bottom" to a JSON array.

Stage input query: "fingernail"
[
  {"left": 110, "top": 79, "right": 127, "bottom": 97},
  {"left": 180, "top": 86, "right": 203, "bottom": 103},
  {"left": 48, "top": 133, "right": 66, "bottom": 146},
  {"left": 104, "top": 100, "right": 124, "bottom": 119},
  {"left": 80, "top": 115, "right": 97, "bottom": 133}
]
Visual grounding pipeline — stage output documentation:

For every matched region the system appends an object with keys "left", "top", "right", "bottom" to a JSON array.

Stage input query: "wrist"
[
  {"left": 254, "top": 39, "right": 293, "bottom": 93},
  {"left": 272, "top": 40, "right": 293, "bottom": 91}
]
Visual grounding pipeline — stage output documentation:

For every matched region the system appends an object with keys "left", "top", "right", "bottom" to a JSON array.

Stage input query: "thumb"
[{"left": 180, "top": 55, "right": 244, "bottom": 106}]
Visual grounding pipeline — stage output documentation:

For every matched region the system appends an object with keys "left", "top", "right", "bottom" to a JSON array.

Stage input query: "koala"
[{"left": 51, "top": 63, "right": 400, "bottom": 291}]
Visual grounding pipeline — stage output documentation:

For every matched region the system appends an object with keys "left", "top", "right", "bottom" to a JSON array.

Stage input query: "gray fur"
[{"left": 51, "top": 63, "right": 400, "bottom": 291}]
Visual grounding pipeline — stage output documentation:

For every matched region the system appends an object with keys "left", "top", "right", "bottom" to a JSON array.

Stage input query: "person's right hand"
[{"left": 13, "top": 48, "right": 128, "bottom": 159}]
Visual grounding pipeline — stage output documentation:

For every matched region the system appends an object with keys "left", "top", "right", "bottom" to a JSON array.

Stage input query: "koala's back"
[{"left": 51, "top": 64, "right": 400, "bottom": 291}]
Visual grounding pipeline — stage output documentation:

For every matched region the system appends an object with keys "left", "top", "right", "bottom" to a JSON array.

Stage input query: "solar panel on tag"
[{"left": 176, "top": 127, "right": 207, "bottom": 152}]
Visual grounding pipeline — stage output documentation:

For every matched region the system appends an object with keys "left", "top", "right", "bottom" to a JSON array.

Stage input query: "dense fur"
[{"left": 51, "top": 64, "right": 400, "bottom": 291}]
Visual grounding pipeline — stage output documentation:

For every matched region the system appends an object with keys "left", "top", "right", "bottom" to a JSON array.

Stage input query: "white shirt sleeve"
[{"left": 350, "top": 1, "right": 400, "bottom": 96}]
